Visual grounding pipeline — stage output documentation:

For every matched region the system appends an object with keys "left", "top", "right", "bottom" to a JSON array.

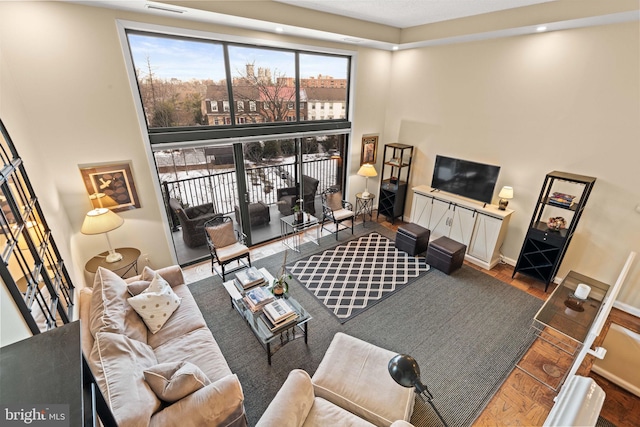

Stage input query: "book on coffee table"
[
  {"left": 235, "top": 267, "right": 265, "bottom": 290},
  {"left": 260, "top": 311, "right": 298, "bottom": 333},
  {"left": 263, "top": 299, "right": 296, "bottom": 324},
  {"left": 244, "top": 286, "right": 274, "bottom": 312}
]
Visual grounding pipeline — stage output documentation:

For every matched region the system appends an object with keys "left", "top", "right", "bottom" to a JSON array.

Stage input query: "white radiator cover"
[{"left": 543, "top": 375, "right": 605, "bottom": 427}]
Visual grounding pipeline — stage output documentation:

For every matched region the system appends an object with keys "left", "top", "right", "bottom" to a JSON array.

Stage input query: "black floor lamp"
[{"left": 388, "top": 354, "right": 448, "bottom": 427}]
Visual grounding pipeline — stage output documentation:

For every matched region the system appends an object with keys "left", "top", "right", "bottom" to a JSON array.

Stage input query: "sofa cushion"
[
  {"left": 153, "top": 328, "right": 233, "bottom": 384},
  {"left": 90, "top": 267, "right": 147, "bottom": 343},
  {"left": 128, "top": 273, "right": 182, "bottom": 334},
  {"left": 89, "top": 331, "right": 161, "bottom": 426},
  {"left": 144, "top": 361, "right": 210, "bottom": 403},
  {"left": 307, "top": 397, "right": 376, "bottom": 426},
  {"left": 127, "top": 280, "right": 151, "bottom": 296},
  {"left": 145, "top": 284, "right": 208, "bottom": 350}
]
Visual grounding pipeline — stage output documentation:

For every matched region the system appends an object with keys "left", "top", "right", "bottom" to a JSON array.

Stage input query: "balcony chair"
[
  {"left": 168, "top": 198, "right": 220, "bottom": 248},
  {"left": 277, "top": 175, "right": 320, "bottom": 216},
  {"left": 204, "top": 216, "right": 251, "bottom": 281},
  {"left": 320, "top": 187, "right": 354, "bottom": 240}
]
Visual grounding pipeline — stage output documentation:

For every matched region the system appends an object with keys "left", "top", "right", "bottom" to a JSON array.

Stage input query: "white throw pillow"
[{"left": 128, "top": 273, "right": 181, "bottom": 334}]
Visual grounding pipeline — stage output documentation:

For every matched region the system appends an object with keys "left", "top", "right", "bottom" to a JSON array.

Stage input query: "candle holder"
[{"left": 564, "top": 293, "right": 587, "bottom": 312}]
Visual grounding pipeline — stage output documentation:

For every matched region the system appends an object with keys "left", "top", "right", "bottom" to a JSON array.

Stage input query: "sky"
[{"left": 128, "top": 33, "right": 349, "bottom": 82}]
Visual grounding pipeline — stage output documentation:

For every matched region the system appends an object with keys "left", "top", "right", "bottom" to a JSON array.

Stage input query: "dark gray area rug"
[
  {"left": 189, "top": 224, "right": 543, "bottom": 426},
  {"left": 288, "top": 232, "right": 430, "bottom": 323}
]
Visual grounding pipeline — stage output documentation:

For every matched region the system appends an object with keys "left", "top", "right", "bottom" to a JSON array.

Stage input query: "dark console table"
[{"left": 0, "top": 321, "right": 116, "bottom": 426}]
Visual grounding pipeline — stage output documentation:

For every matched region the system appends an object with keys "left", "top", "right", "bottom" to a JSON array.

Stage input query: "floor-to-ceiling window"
[{"left": 124, "top": 26, "right": 353, "bottom": 266}]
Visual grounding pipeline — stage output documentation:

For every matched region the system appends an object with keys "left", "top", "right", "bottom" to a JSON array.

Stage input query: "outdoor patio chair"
[
  {"left": 204, "top": 216, "right": 251, "bottom": 281},
  {"left": 277, "top": 175, "right": 320, "bottom": 215},
  {"left": 321, "top": 187, "right": 354, "bottom": 240},
  {"left": 168, "top": 198, "right": 220, "bottom": 248}
]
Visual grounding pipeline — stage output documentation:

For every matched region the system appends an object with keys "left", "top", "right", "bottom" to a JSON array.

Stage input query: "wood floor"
[{"left": 184, "top": 213, "right": 640, "bottom": 426}]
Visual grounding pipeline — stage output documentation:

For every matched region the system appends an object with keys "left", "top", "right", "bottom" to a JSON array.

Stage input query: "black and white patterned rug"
[{"left": 287, "top": 232, "right": 430, "bottom": 323}]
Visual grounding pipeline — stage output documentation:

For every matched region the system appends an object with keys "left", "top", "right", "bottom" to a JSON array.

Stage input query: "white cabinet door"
[
  {"left": 468, "top": 213, "right": 504, "bottom": 263},
  {"left": 411, "top": 193, "right": 432, "bottom": 229},
  {"left": 428, "top": 198, "right": 453, "bottom": 240},
  {"left": 449, "top": 206, "right": 476, "bottom": 247}
]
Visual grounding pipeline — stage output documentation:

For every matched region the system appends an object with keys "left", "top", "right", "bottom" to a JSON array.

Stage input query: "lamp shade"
[
  {"left": 357, "top": 164, "right": 378, "bottom": 177},
  {"left": 388, "top": 354, "right": 421, "bottom": 389},
  {"left": 81, "top": 208, "right": 124, "bottom": 235},
  {"left": 498, "top": 186, "right": 514, "bottom": 199}
]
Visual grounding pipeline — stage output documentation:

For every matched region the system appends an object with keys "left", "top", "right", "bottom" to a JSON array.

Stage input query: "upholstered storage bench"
[
  {"left": 395, "top": 223, "right": 430, "bottom": 256},
  {"left": 426, "top": 236, "right": 466, "bottom": 274}
]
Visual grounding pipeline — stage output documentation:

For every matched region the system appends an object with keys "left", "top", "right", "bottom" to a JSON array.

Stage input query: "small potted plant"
[{"left": 272, "top": 250, "right": 290, "bottom": 297}]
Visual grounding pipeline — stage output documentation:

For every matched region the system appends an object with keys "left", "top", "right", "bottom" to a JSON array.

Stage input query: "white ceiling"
[
  {"left": 274, "top": 0, "right": 555, "bottom": 29},
  {"left": 71, "top": 1, "right": 639, "bottom": 51}
]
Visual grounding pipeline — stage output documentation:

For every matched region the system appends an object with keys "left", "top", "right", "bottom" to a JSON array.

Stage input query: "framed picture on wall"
[
  {"left": 361, "top": 134, "right": 378, "bottom": 165},
  {"left": 79, "top": 161, "right": 141, "bottom": 212}
]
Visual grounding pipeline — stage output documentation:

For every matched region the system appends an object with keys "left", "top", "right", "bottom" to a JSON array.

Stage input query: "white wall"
[
  {"left": 0, "top": 2, "right": 638, "bottom": 332},
  {"left": 385, "top": 22, "right": 640, "bottom": 308}
]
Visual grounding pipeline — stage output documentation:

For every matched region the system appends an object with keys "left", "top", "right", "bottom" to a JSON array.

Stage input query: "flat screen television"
[{"left": 431, "top": 155, "right": 500, "bottom": 204}]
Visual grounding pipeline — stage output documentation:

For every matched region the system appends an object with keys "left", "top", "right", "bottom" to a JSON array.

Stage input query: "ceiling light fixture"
[
  {"left": 392, "top": 46, "right": 399, "bottom": 51},
  {"left": 275, "top": 27, "right": 285, "bottom": 33},
  {"left": 145, "top": 3, "right": 185, "bottom": 14},
  {"left": 536, "top": 25, "right": 548, "bottom": 32}
]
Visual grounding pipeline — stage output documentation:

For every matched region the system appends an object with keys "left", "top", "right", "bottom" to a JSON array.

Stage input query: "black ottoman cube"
[
  {"left": 395, "top": 223, "right": 430, "bottom": 256},
  {"left": 426, "top": 236, "right": 466, "bottom": 274}
]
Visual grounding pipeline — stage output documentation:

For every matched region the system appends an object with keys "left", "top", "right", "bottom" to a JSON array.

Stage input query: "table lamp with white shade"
[
  {"left": 498, "top": 186, "right": 514, "bottom": 210},
  {"left": 357, "top": 164, "right": 378, "bottom": 198},
  {"left": 81, "top": 207, "right": 124, "bottom": 263}
]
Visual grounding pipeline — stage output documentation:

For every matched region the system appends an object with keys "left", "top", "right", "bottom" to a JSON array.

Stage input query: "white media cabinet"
[{"left": 410, "top": 185, "right": 513, "bottom": 270}]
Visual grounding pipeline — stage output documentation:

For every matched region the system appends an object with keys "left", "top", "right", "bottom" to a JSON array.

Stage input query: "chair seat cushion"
[
  {"left": 216, "top": 242, "right": 250, "bottom": 262},
  {"left": 332, "top": 208, "right": 354, "bottom": 221}
]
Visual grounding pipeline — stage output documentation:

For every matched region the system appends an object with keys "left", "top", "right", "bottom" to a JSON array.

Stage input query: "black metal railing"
[{"left": 162, "top": 157, "right": 339, "bottom": 230}]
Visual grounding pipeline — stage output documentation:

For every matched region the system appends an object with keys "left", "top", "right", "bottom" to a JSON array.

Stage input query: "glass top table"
[
  {"left": 534, "top": 270, "right": 609, "bottom": 345},
  {"left": 280, "top": 213, "right": 320, "bottom": 252},
  {"left": 518, "top": 270, "right": 611, "bottom": 391},
  {"left": 222, "top": 267, "right": 311, "bottom": 365}
]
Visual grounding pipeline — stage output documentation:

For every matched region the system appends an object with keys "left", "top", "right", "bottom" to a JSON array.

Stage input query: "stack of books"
[
  {"left": 548, "top": 192, "right": 576, "bottom": 208},
  {"left": 243, "top": 286, "right": 274, "bottom": 313},
  {"left": 235, "top": 267, "right": 265, "bottom": 290},
  {"left": 261, "top": 299, "right": 298, "bottom": 332}
]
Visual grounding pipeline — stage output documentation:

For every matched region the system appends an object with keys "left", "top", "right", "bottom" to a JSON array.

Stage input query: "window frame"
[{"left": 120, "top": 22, "right": 354, "bottom": 146}]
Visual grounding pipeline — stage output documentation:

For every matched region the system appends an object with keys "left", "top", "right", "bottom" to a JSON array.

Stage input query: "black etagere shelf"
[
  {"left": 377, "top": 143, "right": 413, "bottom": 224},
  {"left": 512, "top": 171, "right": 596, "bottom": 291}
]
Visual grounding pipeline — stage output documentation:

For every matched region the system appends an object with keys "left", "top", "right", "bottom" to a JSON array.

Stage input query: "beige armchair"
[
  {"left": 257, "top": 333, "right": 415, "bottom": 427},
  {"left": 204, "top": 216, "right": 251, "bottom": 281}
]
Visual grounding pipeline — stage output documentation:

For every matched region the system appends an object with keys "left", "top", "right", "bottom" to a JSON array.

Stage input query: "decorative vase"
[
  {"left": 272, "top": 277, "right": 288, "bottom": 297},
  {"left": 296, "top": 210, "right": 304, "bottom": 222}
]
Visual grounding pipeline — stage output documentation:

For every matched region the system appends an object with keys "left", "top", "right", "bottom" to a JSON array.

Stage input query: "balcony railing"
[{"left": 162, "top": 157, "right": 340, "bottom": 230}]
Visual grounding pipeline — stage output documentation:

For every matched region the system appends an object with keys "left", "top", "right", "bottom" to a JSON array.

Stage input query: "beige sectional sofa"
[{"left": 79, "top": 265, "right": 247, "bottom": 427}]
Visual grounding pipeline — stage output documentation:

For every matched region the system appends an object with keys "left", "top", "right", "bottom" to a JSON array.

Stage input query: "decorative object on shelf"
[
  {"left": 272, "top": 250, "right": 291, "bottom": 297},
  {"left": 357, "top": 164, "right": 377, "bottom": 198},
  {"left": 498, "top": 186, "right": 514, "bottom": 210},
  {"left": 79, "top": 161, "right": 141, "bottom": 212},
  {"left": 388, "top": 354, "right": 448, "bottom": 427},
  {"left": 547, "top": 216, "right": 566, "bottom": 231},
  {"left": 360, "top": 134, "right": 378, "bottom": 165},
  {"left": 81, "top": 207, "right": 124, "bottom": 263},
  {"left": 548, "top": 192, "right": 576, "bottom": 208}
]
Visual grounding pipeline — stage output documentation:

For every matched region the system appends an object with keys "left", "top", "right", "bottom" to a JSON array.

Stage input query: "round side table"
[
  {"left": 355, "top": 193, "right": 376, "bottom": 226},
  {"left": 85, "top": 247, "right": 141, "bottom": 279}
]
